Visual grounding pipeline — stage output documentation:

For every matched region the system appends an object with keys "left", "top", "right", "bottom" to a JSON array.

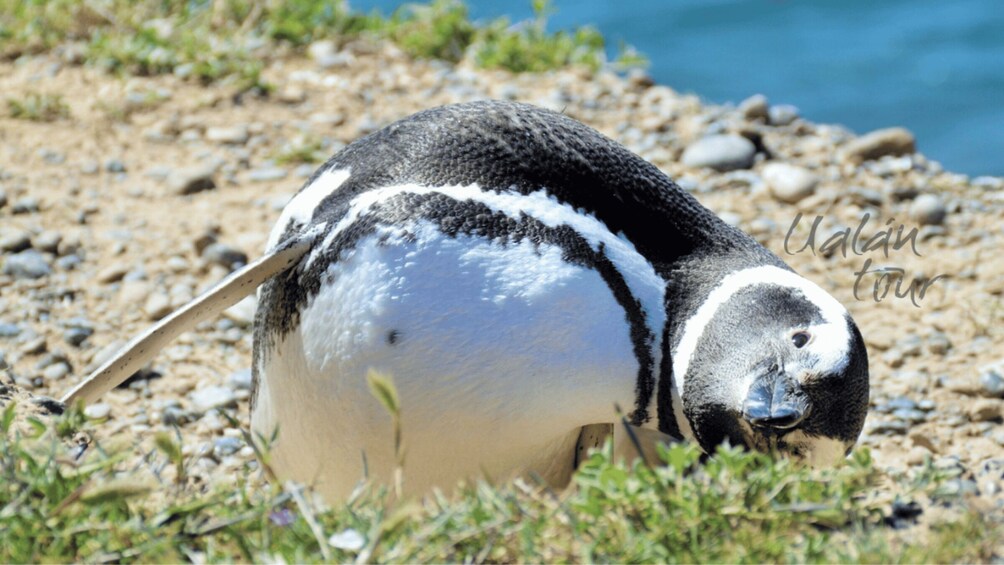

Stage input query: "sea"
[{"left": 352, "top": 0, "right": 1004, "bottom": 177}]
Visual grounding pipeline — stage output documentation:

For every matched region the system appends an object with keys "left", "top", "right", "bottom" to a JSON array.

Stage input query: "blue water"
[{"left": 352, "top": 0, "right": 1004, "bottom": 177}]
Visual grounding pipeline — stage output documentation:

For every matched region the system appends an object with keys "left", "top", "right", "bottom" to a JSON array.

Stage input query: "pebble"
[
  {"left": 96, "top": 262, "right": 131, "bottom": 284},
  {"left": 0, "top": 323, "right": 22, "bottom": 337},
  {"left": 893, "top": 409, "right": 927, "bottom": 424},
  {"left": 201, "top": 243, "right": 248, "bottom": 270},
  {"left": 738, "top": 94, "right": 768, "bottom": 121},
  {"left": 228, "top": 368, "right": 253, "bottom": 391},
  {"left": 979, "top": 368, "right": 1004, "bottom": 398},
  {"left": 84, "top": 403, "right": 112, "bottom": 420},
  {"left": 681, "top": 134, "right": 756, "bottom": 171},
  {"left": 926, "top": 332, "right": 952, "bottom": 355},
  {"left": 32, "top": 231, "right": 62, "bottom": 253},
  {"left": 42, "top": 362, "right": 70, "bottom": 381},
  {"left": 247, "top": 167, "right": 288, "bottom": 182},
  {"left": 190, "top": 385, "right": 237, "bottom": 414},
  {"left": 205, "top": 125, "right": 249, "bottom": 145},
  {"left": 0, "top": 230, "right": 31, "bottom": 253},
  {"left": 105, "top": 159, "right": 127, "bottom": 173},
  {"left": 768, "top": 104, "right": 799, "bottom": 126},
  {"left": 840, "top": 127, "right": 916, "bottom": 163},
  {"left": 20, "top": 336, "right": 47, "bottom": 355},
  {"left": 969, "top": 399, "right": 1002, "bottom": 422},
  {"left": 213, "top": 437, "right": 243, "bottom": 458},
  {"left": 868, "top": 419, "right": 908, "bottom": 435},
  {"left": 910, "top": 194, "right": 947, "bottom": 226},
  {"left": 63, "top": 327, "right": 93, "bottom": 347},
  {"left": 223, "top": 295, "right": 256, "bottom": 327},
  {"left": 167, "top": 166, "right": 217, "bottom": 196},
  {"left": 12, "top": 197, "right": 40, "bottom": 214},
  {"left": 0, "top": 189, "right": 6, "bottom": 209},
  {"left": 144, "top": 292, "right": 173, "bottom": 321},
  {"left": 2, "top": 250, "right": 52, "bottom": 279},
  {"left": 761, "top": 162, "right": 819, "bottom": 204},
  {"left": 80, "top": 159, "right": 100, "bottom": 174}
]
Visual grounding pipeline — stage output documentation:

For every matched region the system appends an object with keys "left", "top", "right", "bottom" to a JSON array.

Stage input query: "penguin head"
[{"left": 673, "top": 265, "right": 869, "bottom": 466}]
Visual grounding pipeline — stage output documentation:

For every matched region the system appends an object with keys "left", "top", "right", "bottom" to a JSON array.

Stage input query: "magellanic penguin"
[{"left": 63, "top": 100, "right": 869, "bottom": 499}]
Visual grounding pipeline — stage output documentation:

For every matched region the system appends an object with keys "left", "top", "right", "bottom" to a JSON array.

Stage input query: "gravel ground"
[{"left": 1, "top": 39, "right": 1002, "bottom": 519}]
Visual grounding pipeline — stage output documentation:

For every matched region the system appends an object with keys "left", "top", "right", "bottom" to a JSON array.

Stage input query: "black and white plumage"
[{"left": 63, "top": 100, "right": 869, "bottom": 499}]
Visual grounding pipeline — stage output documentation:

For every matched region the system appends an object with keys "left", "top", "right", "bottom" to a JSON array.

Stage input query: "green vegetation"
[
  {"left": 6, "top": 91, "right": 70, "bottom": 121},
  {"left": 0, "top": 0, "right": 645, "bottom": 92},
  {"left": 0, "top": 402, "right": 998, "bottom": 563}
]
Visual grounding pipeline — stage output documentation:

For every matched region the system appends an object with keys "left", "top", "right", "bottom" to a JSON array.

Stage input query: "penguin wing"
[{"left": 61, "top": 234, "right": 316, "bottom": 406}]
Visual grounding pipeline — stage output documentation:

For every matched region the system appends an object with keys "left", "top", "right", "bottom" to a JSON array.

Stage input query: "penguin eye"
[{"left": 791, "top": 331, "right": 811, "bottom": 348}]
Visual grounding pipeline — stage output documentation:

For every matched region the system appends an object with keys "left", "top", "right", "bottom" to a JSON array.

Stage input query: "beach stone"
[
  {"left": 63, "top": 327, "right": 92, "bottom": 347},
  {"left": 3, "top": 250, "right": 51, "bottom": 279},
  {"left": 105, "top": 158, "right": 126, "bottom": 173},
  {"left": 223, "top": 295, "right": 256, "bottom": 327},
  {"left": 969, "top": 399, "right": 1002, "bottom": 422},
  {"left": 42, "top": 362, "right": 70, "bottom": 381},
  {"left": 768, "top": 104, "right": 799, "bottom": 126},
  {"left": 205, "top": 125, "right": 249, "bottom": 145},
  {"left": 247, "top": 167, "right": 287, "bottom": 182},
  {"left": 0, "top": 230, "right": 31, "bottom": 253},
  {"left": 841, "top": 127, "right": 916, "bottom": 163},
  {"left": 168, "top": 166, "right": 217, "bottom": 195},
  {"left": 12, "top": 197, "right": 40, "bottom": 214},
  {"left": 910, "top": 194, "right": 947, "bottom": 225},
  {"left": 681, "top": 134, "right": 756, "bottom": 171},
  {"left": 739, "top": 94, "right": 768, "bottom": 121},
  {"left": 190, "top": 386, "right": 237, "bottom": 414},
  {"left": 762, "top": 163, "right": 819, "bottom": 204},
  {"left": 213, "top": 437, "right": 243, "bottom": 458},
  {"left": 979, "top": 369, "right": 1004, "bottom": 398},
  {"left": 144, "top": 292, "right": 172, "bottom": 321},
  {"left": 84, "top": 403, "right": 112, "bottom": 420},
  {"left": 0, "top": 190, "right": 6, "bottom": 209},
  {"left": 926, "top": 332, "right": 952, "bottom": 355},
  {"left": 0, "top": 323, "right": 21, "bottom": 337},
  {"left": 201, "top": 243, "right": 247, "bottom": 270},
  {"left": 32, "top": 230, "right": 62, "bottom": 253},
  {"left": 228, "top": 368, "right": 253, "bottom": 391},
  {"left": 96, "top": 262, "right": 130, "bottom": 284},
  {"left": 20, "top": 336, "right": 47, "bottom": 355}
]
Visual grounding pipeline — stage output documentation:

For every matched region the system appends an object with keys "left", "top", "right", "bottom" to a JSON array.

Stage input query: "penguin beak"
[{"left": 742, "top": 370, "right": 810, "bottom": 431}]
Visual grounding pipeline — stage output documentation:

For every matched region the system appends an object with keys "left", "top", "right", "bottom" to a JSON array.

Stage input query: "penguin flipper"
[{"left": 61, "top": 235, "right": 315, "bottom": 407}]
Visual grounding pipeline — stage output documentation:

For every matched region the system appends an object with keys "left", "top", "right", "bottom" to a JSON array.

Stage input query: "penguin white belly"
[{"left": 252, "top": 220, "right": 640, "bottom": 498}]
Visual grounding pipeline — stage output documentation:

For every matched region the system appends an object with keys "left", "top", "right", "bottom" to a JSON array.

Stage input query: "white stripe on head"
[
  {"left": 266, "top": 168, "right": 352, "bottom": 250},
  {"left": 309, "top": 183, "right": 667, "bottom": 373},
  {"left": 672, "top": 265, "right": 851, "bottom": 404}
]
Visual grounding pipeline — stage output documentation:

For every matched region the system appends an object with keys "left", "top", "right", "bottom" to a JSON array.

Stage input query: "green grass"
[
  {"left": 0, "top": 402, "right": 998, "bottom": 563},
  {"left": 0, "top": 0, "right": 646, "bottom": 93},
  {"left": 7, "top": 91, "right": 70, "bottom": 121}
]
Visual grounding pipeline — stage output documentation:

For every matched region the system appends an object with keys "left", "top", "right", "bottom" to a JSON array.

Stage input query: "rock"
[
  {"left": 201, "top": 243, "right": 248, "bottom": 270},
  {"left": 144, "top": 292, "right": 173, "bottom": 321},
  {"left": 247, "top": 167, "right": 288, "bottom": 182},
  {"left": 84, "top": 403, "right": 112, "bottom": 420},
  {"left": 80, "top": 159, "right": 100, "bottom": 175},
  {"left": 2, "top": 250, "right": 51, "bottom": 279},
  {"left": 840, "top": 127, "right": 916, "bottom": 163},
  {"left": 42, "top": 362, "right": 70, "bottom": 381},
  {"left": 32, "top": 231, "right": 62, "bottom": 253},
  {"left": 0, "top": 230, "right": 31, "bottom": 253},
  {"left": 228, "top": 368, "right": 253, "bottom": 390},
  {"left": 104, "top": 158, "right": 126, "bottom": 173},
  {"left": 167, "top": 166, "right": 217, "bottom": 196},
  {"left": 945, "top": 376, "right": 982, "bottom": 395},
  {"left": 681, "top": 135, "right": 756, "bottom": 172},
  {"left": 980, "top": 368, "right": 1004, "bottom": 398},
  {"left": 0, "top": 189, "right": 6, "bottom": 209},
  {"left": 768, "top": 104, "right": 799, "bottom": 126},
  {"left": 96, "top": 262, "right": 130, "bottom": 284},
  {"left": 205, "top": 125, "right": 249, "bottom": 145},
  {"left": 213, "top": 437, "right": 243, "bottom": 458},
  {"left": 277, "top": 86, "right": 307, "bottom": 104},
  {"left": 969, "top": 399, "right": 1002, "bottom": 422},
  {"left": 223, "top": 295, "right": 256, "bottom": 327},
  {"left": 926, "top": 332, "right": 952, "bottom": 355},
  {"left": 12, "top": 197, "right": 40, "bottom": 214},
  {"left": 20, "top": 336, "right": 47, "bottom": 355},
  {"left": 893, "top": 409, "right": 927, "bottom": 424},
  {"left": 910, "top": 194, "right": 947, "bottom": 226},
  {"left": 190, "top": 385, "right": 237, "bottom": 414},
  {"left": 738, "top": 94, "right": 768, "bottom": 121},
  {"left": 0, "top": 323, "right": 21, "bottom": 337},
  {"left": 63, "top": 327, "right": 92, "bottom": 347},
  {"left": 762, "top": 163, "right": 819, "bottom": 204}
]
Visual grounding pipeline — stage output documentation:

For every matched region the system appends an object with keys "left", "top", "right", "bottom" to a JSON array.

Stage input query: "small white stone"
[
  {"left": 762, "top": 162, "right": 820, "bottom": 204},
  {"left": 84, "top": 403, "right": 112, "bottom": 420}
]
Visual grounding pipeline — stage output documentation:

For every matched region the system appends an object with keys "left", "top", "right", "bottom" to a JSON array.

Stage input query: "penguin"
[{"left": 63, "top": 100, "right": 869, "bottom": 499}]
